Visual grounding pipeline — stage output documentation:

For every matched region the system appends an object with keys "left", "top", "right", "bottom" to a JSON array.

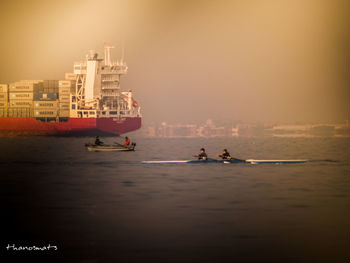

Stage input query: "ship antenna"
[
  {"left": 121, "top": 40, "right": 125, "bottom": 64},
  {"left": 104, "top": 42, "right": 114, "bottom": 66}
]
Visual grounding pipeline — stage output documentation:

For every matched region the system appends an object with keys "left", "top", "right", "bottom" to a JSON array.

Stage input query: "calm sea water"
[{"left": 1, "top": 136, "right": 349, "bottom": 263}]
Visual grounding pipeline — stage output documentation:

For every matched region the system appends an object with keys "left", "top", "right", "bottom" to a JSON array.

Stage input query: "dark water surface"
[{"left": 1, "top": 137, "right": 349, "bottom": 262}]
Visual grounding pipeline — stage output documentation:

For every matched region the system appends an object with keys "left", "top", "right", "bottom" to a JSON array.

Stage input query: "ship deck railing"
[{"left": 74, "top": 109, "right": 140, "bottom": 118}]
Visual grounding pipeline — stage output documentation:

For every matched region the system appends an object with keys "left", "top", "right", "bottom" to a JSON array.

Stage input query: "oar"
[
  {"left": 192, "top": 157, "right": 218, "bottom": 162},
  {"left": 228, "top": 157, "right": 246, "bottom": 162},
  {"left": 113, "top": 141, "right": 124, "bottom": 147},
  {"left": 216, "top": 154, "right": 246, "bottom": 162}
]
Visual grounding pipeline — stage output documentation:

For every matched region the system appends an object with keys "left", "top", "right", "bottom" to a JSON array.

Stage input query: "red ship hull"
[{"left": 0, "top": 117, "right": 141, "bottom": 136}]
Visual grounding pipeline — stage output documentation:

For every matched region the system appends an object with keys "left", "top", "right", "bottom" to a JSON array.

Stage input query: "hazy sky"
[{"left": 0, "top": 0, "right": 349, "bottom": 124}]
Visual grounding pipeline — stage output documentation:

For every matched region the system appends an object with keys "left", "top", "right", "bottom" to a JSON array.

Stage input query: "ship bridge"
[{"left": 70, "top": 44, "right": 141, "bottom": 119}]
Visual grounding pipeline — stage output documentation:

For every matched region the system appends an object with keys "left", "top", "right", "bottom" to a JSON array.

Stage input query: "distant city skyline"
[{"left": 140, "top": 119, "right": 350, "bottom": 138}]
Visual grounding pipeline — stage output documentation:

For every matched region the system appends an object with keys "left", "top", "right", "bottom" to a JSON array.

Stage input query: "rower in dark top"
[
  {"left": 217, "top": 149, "right": 231, "bottom": 160},
  {"left": 95, "top": 136, "right": 103, "bottom": 146},
  {"left": 193, "top": 148, "right": 208, "bottom": 160}
]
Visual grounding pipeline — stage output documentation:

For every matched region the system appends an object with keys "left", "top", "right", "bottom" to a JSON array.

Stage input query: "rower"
[
  {"left": 95, "top": 136, "right": 103, "bottom": 146},
  {"left": 217, "top": 149, "right": 231, "bottom": 160},
  {"left": 124, "top": 136, "right": 131, "bottom": 147},
  {"left": 193, "top": 148, "right": 208, "bottom": 160}
]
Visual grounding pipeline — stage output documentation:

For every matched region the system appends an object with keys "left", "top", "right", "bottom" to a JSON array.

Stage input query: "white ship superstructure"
[{"left": 70, "top": 44, "right": 141, "bottom": 119}]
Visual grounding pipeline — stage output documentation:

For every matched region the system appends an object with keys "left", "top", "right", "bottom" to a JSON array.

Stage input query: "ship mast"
[{"left": 104, "top": 43, "right": 114, "bottom": 67}]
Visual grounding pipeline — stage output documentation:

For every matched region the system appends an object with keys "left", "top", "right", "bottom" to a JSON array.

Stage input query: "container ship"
[{"left": 0, "top": 44, "right": 142, "bottom": 136}]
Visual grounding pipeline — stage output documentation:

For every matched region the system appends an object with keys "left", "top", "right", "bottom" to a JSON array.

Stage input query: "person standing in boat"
[
  {"left": 193, "top": 148, "right": 208, "bottom": 160},
  {"left": 217, "top": 149, "right": 231, "bottom": 160},
  {"left": 95, "top": 136, "right": 103, "bottom": 146},
  {"left": 124, "top": 136, "right": 131, "bottom": 147}
]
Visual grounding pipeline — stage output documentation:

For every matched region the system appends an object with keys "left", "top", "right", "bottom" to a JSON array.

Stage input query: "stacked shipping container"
[
  {"left": 0, "top": 79, "right": 73, "bottom": 118},
  {"left": 34, "top": 100, "right": 58, "bottom": 118},
  {"left": 33, "top": 80, "right": 58, "bottom": 118},
  {"left": 58, "top": 80, "right": 71, "bottom": 117},
  {"left": 0, "top": 84, "right": 8, "bottom": 117},
  {"left": 65, "top": 73, "right": 76, "bottom": 81},
  {"left": 8, "top": 81, "right": 37, "bottom": 117}
]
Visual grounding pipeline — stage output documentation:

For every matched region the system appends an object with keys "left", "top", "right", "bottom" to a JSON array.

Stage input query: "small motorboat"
[{"left": 86, "top": 142, "right": 136, "bottom": 152}]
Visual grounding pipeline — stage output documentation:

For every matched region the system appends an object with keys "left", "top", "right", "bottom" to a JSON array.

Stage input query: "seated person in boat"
[
  {"left": 193, "top": 148, "right": 208, "bottom": 160},
  {"left": 124, "top": 136, "right": 131, "bottom": 147},
  {"left": 95, "top": 136, "right": 103, "bottom": 146},
  {"left": 217, "top": 149, "right": 231, "bottom": 160}
]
